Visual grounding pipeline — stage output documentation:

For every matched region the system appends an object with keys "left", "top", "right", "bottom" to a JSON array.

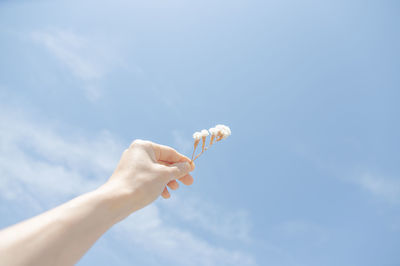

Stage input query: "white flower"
[
  {"left": 200, "top": 129, "right": 209, "bottom": 137},
  {"left": 191, "top": 124, "right": 231, "bottom": 161},
  {"left": 209, "top": 127, "right": 218, "bottom": 136},
  {"left": 221, "top": 126, "right": 231, "bottom": 139},
  {"left": 192, "top": 132, "right": 202, "bottom": 140},
  {"left": 215, "top": 124, "right": 231, "bottom": 139}
]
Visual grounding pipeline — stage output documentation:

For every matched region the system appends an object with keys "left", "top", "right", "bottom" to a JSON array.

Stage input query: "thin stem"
[
  {"left": 193, "top": 136, "right": 213, "bottom": 161},
  {"left": 201, "top": 136, "right": 206, "bottom": 152},
  {"left": 192, "top": 134, "right": 221, "bottom": 161},
  {"left": 209, "top": 135, "right": 215, "bottom": 147},
  {"left": 191, "top": 140, "right": 199, "bottom": 161},
  {"left": 193, "top": 150, "right": 204, "bottom": 161}
]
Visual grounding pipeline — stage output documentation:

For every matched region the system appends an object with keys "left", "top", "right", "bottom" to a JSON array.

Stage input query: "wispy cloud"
[
  {"left": 0, "top": 109, "right": 122, "bottom": 208},
  {"left": 161, "top": 196, "right": 252, "bottom": 243},
  {"left": 287, "top": 144, "right": 400, "bottom": 205},
  {"left": 354, "top": 173, "right": 400, "bottom": 204},
  {"left": 117, "top": 205, "right": 256, "bottom": 266},
  {"left": 31, "top": 29, "right": 115, "bottom": 101},
  {"left": 276, "top": 220, "right": 329, "bottom": 246},
  {"left": 0, "top": 107, "right": 256, "bottom": 265}
]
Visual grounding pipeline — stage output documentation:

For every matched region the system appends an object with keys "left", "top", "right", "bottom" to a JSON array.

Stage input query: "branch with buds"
[{"left": 191, "top": 124, "right": 231, "bottom": 161}]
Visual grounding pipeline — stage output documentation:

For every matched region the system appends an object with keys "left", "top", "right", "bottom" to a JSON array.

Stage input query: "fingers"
[
  {"left": 130, "top": 139, "right": 195, "bottom": 171},
  {"left": 167, "top": 180, "right": 179, "bottom": 190},
  {"left": 150, "top": 142, "right": 191, "bottom": 164},
  {"left": 158, "top": 159, "right": 195, "bottom": 172},
  {"left": 162, "top": 175, "right": 193, "bottom": 199},
  {"left": 161, "top": 187, "right": 170, "bottom": 199},
  {"left": 162, "top": 162, "right": 192, "bottom": 182},
  {"left": 178, "top": 174, "right": 194, "bottom": 185},
  {"left": 158, "top": 156, "right": 195, "bottom": 192}
]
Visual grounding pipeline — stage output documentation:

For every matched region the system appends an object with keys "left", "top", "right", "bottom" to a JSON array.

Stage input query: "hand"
[
  {"left": 99, "top": 139, "right": 195, "bottom": 218},
  {"left": 0, "top": 139, "right": 195, "bottom": 266}
]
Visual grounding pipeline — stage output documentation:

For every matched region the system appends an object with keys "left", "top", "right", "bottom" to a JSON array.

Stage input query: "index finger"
[{"left": 150, "top": 142, "right": 191, "bottom": 164}]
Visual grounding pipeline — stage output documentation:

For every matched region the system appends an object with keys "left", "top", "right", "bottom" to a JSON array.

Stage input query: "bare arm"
[{"left": 0, "top": 139, "right": 195, "bottom": 266}]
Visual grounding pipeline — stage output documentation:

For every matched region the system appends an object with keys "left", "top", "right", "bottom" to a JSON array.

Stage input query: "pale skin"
[{"left": 0, "top": 139, "right": 195, "bottom": 266}]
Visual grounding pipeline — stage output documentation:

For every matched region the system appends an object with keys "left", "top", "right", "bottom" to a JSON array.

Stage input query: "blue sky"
[{"left": 0, "top": 0, "right": 399, "bottom": 265}]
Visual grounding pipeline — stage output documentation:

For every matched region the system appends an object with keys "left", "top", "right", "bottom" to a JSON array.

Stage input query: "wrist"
[{"left": 94, "top": 180, "right": 138, "bottom": 223}]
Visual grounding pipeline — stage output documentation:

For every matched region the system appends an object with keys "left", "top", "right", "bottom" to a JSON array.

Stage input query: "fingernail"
[{"left": 176, "top": 162, "right": 191, "bottom": 172}]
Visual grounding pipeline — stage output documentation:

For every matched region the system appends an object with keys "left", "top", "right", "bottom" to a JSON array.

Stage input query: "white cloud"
[
  {"left": 117, "top": 205, "right": 255, "bottom": 266},
  {"left": 31, "top": 29, "right": 115, "bottom": 100},
  {"left": 276, "top": 220, "right": 329, "bottom": 246},
  {"left": 355, "top": 173, "right": 400, "bottom": 203},
  {"left": 0, "top": 109, "right": 122, "bottom": 208},
  {"left": 161, "top": 196, "right": 252, "bottom": 243},
  {"left": 0, "top": 108, "right": 256, "bottom": 266}
]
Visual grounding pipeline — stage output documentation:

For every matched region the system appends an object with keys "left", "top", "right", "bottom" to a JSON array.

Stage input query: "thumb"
[{"left": 164, "top": 162, "right": 192, "bottom": 181}]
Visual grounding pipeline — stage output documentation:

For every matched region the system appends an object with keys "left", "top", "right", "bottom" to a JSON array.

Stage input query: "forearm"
[
  {"left": 0, "top": 140, "right": 194, "bottom": 266},
  {"left": 0, "top": 184, "right": 130, "bottom": 266}
]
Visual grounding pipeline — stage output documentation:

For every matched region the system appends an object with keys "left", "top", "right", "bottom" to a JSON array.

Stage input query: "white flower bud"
[
  {"left": 209, "top": 127, "right": 218, "bottom": 136},
  {"left": 200, "top": 129, "right": 209, "bottom": 137},
  {"left": 192, "top": 132, "right": 202, "bottom": 140},
  {"left": 214, "top": 124, "right": 231, "bottom": 139}
]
